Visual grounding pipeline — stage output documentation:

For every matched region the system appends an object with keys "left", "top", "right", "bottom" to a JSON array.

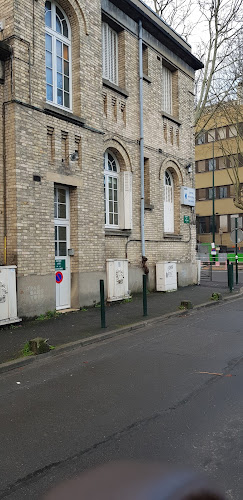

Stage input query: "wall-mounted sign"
[
  {"left": 181, "top": 186, "right": 195, "bottom": 207},
  {"left": 55, "top": 259, "right": 66, "bottom": 271},
  {"left": 184, "top": 215, "right": 190, "bottom": 224},
  {"left": 56, "top": 271, "right": 63, "bottom": 284}
]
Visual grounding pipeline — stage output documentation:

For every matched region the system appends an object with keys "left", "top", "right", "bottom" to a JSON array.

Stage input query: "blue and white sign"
[{"left": 180, "top": 186, "right": 196, "bottom": 207}]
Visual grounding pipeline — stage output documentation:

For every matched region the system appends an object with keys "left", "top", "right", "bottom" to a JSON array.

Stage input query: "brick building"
[{"left": 0, "top": 0, "right": 202, "bottom": 317}]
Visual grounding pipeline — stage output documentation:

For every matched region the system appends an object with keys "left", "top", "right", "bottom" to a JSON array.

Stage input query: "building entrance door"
[{"left": 54, "top": 186, "right": 71, "bottom": 310}]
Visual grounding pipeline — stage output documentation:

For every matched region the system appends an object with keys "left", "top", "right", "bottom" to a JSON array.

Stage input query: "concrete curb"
[{"left": 1, "top": 287, "right": 243, "bottom": 375}]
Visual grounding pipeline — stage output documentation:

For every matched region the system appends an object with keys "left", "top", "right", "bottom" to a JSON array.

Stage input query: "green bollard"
[
  {"left": 235, "top": 256, "right": 239, "bottom": 285},
  {"left": 100, "top": 279, "right": 106, "bottom": 328},
  {"left": 143, "top": 274, "right": 148, "bottom": 317},
  {"left": 229, "top": 263, "right": 234, "bottom": 293},
  {"left": 227, "top": 259, "right": 230, "bottom": 287}
]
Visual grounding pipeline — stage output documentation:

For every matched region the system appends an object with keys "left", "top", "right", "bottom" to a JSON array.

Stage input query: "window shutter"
[
  {"left": 119, "top": 171, "right": 132, "bottom": 229},
  {"left": 162, "top": 66, "right": 172, "bottom": 114},
  {"left": 102, "top": 23, "right": 118, "bottom": 84},
  {"left": 102, "top": 22, "right": 108, "bottom": 79}
]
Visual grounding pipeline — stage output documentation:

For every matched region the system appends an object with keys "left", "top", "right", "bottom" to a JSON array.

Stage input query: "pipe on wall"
[{"left": 138, "top": 20, "right": 145, "bottom": 259}]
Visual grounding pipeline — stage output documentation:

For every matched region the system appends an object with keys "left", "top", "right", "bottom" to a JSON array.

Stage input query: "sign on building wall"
[
  {"left": 184, "top": 215, "right": 190, "bottom": 224},
  {"left": 180, "top": 186, "right": 196, "bottom": 207}
]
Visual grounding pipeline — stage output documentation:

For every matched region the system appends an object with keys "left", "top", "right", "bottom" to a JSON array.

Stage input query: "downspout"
[
  {"left": 3, "top": 102, "right": 7, "bottom": 265},
  {"left": 138, "top": 20, "right": 146, "bottom": 262}
]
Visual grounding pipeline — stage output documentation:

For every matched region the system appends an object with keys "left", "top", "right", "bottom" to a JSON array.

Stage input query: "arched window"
[
  {"left": 104, "top": 151, "right": 120, "bottom": 227},
  {"left": 45, "top": 1, "right": 71, "bottom": 109},
  {"left": 164, "top": 170, "right": 174, "bottom": 233}
]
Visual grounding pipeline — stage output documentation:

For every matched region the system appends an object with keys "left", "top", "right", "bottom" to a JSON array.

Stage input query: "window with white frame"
[
  {"left": 103, "top": 150, "right": 133, "bottom": 230},
  {"left": 162, "top": 66, "right": 172, "bottom": 115},
  {"left": 45, "top": 1, "right": 71, "bottom": 109},
  {"left": 164, "top": 170, "right": 174, "bottom": 233},
  {"left": 102, "top": 22, "right": 118, "bottom": 85},
  {"left": 104, "top": 151, "right": 119, "bottom": 227}
]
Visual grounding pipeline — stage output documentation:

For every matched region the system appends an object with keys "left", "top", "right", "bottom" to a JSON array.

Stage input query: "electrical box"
[
  {"left": 106, "top": 259, "right": 130, "bottom": 301},
  {"left": 156, "top": 261, "right": 177, "bottom": 292},
  {"left": 0, "top": 266, "right": 21, "bottom": 326}
]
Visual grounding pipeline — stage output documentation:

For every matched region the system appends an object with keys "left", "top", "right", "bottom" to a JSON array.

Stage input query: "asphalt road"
[{"left": 0, "top": 297, "right": 243, "bottom": 499}]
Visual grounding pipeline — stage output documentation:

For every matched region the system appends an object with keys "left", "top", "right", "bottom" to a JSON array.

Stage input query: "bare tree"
[
  {"left": 146, "top": 0, "right": 243, "bottom": 132},
  {"left": 194, "top": 0, "right": 243, "bottom": 131},
  {"left": 148, "top": 0, "right": 197, "bottom": 40}
]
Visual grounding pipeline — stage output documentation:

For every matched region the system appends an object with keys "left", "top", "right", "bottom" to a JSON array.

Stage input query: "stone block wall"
[{"left": 0, "top": 0, "right": 198, "bottom": 315}]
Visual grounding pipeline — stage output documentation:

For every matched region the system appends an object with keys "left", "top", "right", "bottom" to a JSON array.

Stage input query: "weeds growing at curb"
[{"left": 36, "top": 310, "right": 61, "bottom": 321}]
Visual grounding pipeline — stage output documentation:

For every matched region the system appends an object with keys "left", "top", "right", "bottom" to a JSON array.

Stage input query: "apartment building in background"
[
  {"left": 0, "top": 0, "right": 202, "bottom": 317},
  {"left": 195, "top": 102, "right": 243, "bottom": 249}
]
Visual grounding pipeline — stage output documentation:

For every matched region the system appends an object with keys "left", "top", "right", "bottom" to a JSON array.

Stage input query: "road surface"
[{"left": 0, "top": 297, "right": 243, "bottom": 499}]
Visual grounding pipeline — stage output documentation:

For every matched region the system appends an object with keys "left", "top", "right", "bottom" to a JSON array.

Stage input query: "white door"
[
  {"left": 54, "top": 186, "right": 71, "bottom": 310},
  {"left": 164, "top": 170, "right": 174, "bottom": 233}
]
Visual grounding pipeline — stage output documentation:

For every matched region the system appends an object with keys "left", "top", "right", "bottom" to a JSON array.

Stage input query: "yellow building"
[{"left": 195, "top": 103, "right": 243, "bottom": 249}]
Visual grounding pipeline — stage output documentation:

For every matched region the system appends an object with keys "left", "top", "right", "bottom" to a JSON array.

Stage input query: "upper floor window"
[
  {"left": 162, "top": 66, "right": 172, "bottom": 115},
  {"left": 219, "top": 186, "right": 228, "bottom": 199},
  {"left": 45, "top": 1, "right": 71, "bottom": 109},
  {"left": 102, "top": 22, "right": 118, "bottom": 85},
  {"left": 208, "top": 158, "right": 216, "bottom": 171}
]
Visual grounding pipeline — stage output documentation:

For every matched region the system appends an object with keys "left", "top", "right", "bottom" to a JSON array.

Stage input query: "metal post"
[
  {"left": 143, "top": 274, "right": 147, "bottom": 317},
  {"left": 229, "top": 263, "right": 234, "bottom": 292},
  {"left": 212, "top": 140, "right": 215, "bottom": 247},
  {"left": 227, "top": 259, "right": 230, "bottom": 287},
  {"left": 100, "top": 279, "right": 106, "bottom": 328},
  {"left": 235, "top": 217, "right": 239, "bottom": 285}
]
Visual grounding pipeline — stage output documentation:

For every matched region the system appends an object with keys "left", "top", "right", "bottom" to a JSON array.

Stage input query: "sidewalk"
[{"left": 0, "top": 283, "right": 241, "bottom": 366}]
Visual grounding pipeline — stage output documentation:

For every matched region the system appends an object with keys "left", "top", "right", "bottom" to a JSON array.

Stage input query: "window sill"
[
  {"left": 143, "top": 73, "right": 152, "bottom": 84},
  {"left": 145, "top": 203, "right": 154, "bottom": 210},
  {"left": 163, "top": 233, "right": 182, "bottom": 240},
  {"left": 161, "top": 112, "right": 182, "bottom": 126},
  {"left": 44, "top": 103, "right": 86, "bottom": 126},
  {"left": 103, "top": 79, "right": 129, "bottom": 98},
  {"left": 105, "top": 229, "right": 131, "bottom": 237}
]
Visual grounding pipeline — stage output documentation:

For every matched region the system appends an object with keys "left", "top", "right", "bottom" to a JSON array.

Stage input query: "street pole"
[
  {"left": 143, "top": 274, "right": 148, "bottom": 317},
  {"left": 100, "top": 279, "right": 106, "bottom": 328},
  {"left": 235, "top": 217, "right": 239, "bottom": 285},
  {"left": 212, "top": 140, "right": 215, "bottom": 246}
]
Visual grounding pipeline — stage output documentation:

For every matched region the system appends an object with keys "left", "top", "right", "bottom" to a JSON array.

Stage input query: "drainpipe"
[
  {"left": 3, "top": 103, "right": 7, "bottom": 265},
  {"left": 138, "top": 20, "right": 145, "bottom": 260}
]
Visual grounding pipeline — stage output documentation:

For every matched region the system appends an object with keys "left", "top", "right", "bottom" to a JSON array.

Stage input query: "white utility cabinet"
[
  {"left": 156, "top": 261, "right": 177, "bottom": 292},
  {"left": 106, "top": 259, "right": 130, "bottom": 301},
  {"left": 0, "top": 266, "right": 20, "bottom": 325}
]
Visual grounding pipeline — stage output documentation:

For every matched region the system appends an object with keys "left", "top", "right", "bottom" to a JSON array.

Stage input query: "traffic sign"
[
  {"left": 230, "top": 229, "right": 243, "bottom": 244},
  {"left": 56, "top": 271, "right": 63, "bottom": 284},
  {"left": 184, "top": 215, "right": 190, "bottom": 224}
]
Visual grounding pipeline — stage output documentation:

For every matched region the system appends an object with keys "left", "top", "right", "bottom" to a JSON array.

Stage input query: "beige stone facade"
[{"left": 0, "top": 0, "right": 202, "bottom": 316}]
